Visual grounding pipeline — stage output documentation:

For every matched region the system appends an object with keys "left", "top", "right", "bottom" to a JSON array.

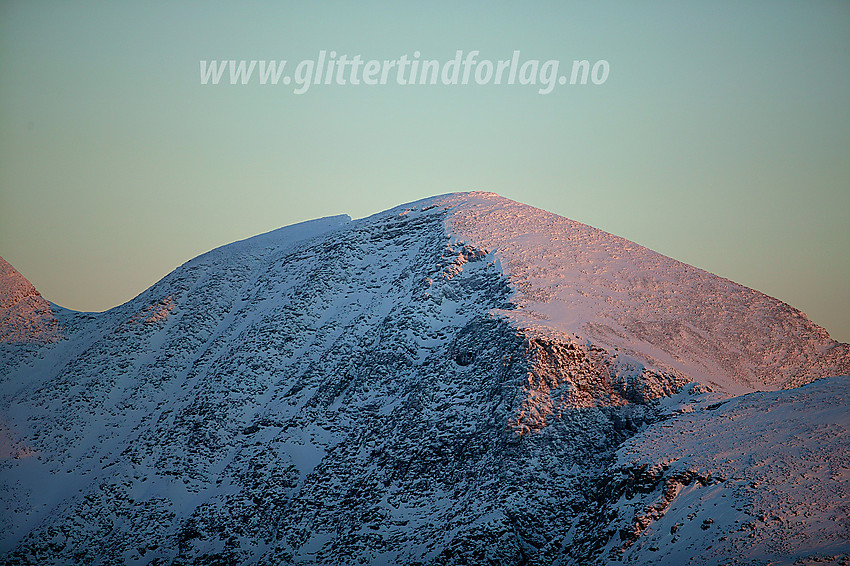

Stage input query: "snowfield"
[
  {"left": 1, "top": 192, "right": 848, "bottom": 565},
  {"left": 590, "top": 376, "right": 850, "bottom": 565}
]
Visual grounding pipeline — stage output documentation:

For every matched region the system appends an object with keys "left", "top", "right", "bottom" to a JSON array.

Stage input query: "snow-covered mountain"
[
  {"left": 0, "top": 257, "right": 61, "bottom": 345},
  {"left": 1, "top": 192, "right": 848, "bottom": 565}
]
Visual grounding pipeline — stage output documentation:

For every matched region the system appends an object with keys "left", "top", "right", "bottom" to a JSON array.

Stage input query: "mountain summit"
[{"left": 1, "top": 192, "right": 848, "bottom": 565}]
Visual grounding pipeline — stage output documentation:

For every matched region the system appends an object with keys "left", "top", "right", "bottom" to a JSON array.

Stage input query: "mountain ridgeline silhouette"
[{"left": 1, "top": 192, "right": 848, "bottom": 565}]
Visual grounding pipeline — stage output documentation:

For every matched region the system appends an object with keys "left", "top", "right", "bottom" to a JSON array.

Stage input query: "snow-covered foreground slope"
[
  {"left": 568, "top": 375, "right": 850, "bottom": 565},
  {"left": 0, "top": 192, "right": 848, "bottom": 565}
]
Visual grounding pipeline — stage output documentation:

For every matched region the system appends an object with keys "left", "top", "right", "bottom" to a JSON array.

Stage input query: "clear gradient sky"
[{"left": 1, "top": 1, "right": 848, "bottom": 342}]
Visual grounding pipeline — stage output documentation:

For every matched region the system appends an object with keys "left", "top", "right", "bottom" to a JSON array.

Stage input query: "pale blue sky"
[{"left": 1, "top": 1, "right": 848, "bottom": 341}]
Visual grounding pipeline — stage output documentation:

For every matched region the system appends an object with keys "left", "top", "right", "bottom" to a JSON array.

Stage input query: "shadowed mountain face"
[{"left": 1, "top": 192, "right": 848, "bottom": 565}]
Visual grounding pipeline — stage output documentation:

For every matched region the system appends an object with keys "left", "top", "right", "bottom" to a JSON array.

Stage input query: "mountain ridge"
[
  {"left": 0, "top": 257, "right": 61, "bottom": 345},
  {"left": 1, "top": 191, "right": 847, "bottom": 565},
  {"left": 5, "top": 191, "right": 845, "bottom": 393}
]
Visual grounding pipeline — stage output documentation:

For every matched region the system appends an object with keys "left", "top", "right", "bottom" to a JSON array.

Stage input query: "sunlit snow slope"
[
  {"left": 439, "top": 192, "right": 848, "bottom": 394},
  {"left": 597, "top": 376, "right": 850, "bottom": 566},
  {"left": 1, "top": 192, "right": 847, "bottom": 566},
  {"left": 0, "top": 257, "right": 60, "bottom": 345}
]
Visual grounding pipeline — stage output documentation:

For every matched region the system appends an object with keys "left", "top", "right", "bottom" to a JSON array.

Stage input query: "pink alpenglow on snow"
[
  {"left": 0, "top": 192, "right": 847, "bottom": 565},
  {"left": 0, "top": 257, "right": 61, "bottom": 344}
]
